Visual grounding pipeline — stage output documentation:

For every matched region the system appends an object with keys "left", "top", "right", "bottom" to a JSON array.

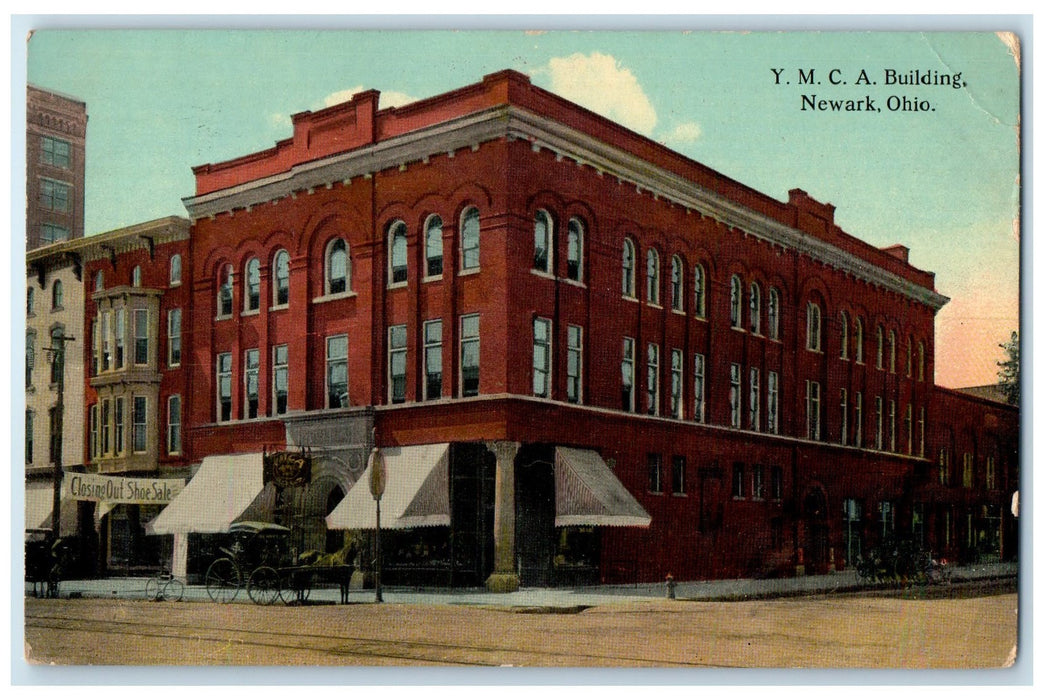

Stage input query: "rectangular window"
[
  {"left": 88, "top": 404, "right": 98, "bottom": 460},
  {"left": 90, "top": 319, "right": 99, "bottom": 376},
  {"left": 693, "top": 353, "right": 706, "bottom": 423},
  {"left": 244, "top": 348, "right": 260, "bottom": 419},
  {"left": 854, "top": 392, "right": 863, "bottom": 448},
  {"left": 389, "top": 325, "right": 407, "bottom": 404},
  {"left": 939, "top": 449, "right": 950, "bottom": 486},
  {"left": 749, "top": 367, "right": 760, "bottom": 431},
  {"left": 40, "top": 223, "right": 69, "bottom": 244},
  {"left": 423, "top": 320, "right": 442, "bottom": 401},
  {"left": 41, "top": 136, "right": 71, "bottom": 167},
  {"left": 771, "top": 465, "right": 783, "bottom": 501},
  {"left": 168, "top": 309, "right": 182, "bottom": 367},
  {"left": 806, "top": 380, "right": 821, "bottom": 440},
  {"left": 729, "top": 363, "right": 741, "bottom": 429},
  {"left": 272, "top": 345, "right": 288, "bottom": 415},
  {"left": 326, "top": 335, "right": 349, "bottom": 408},
  {"left": 904, "top": 404, "right": 913, "bottom": 455},
  {"left": 767, "top": 371, "right": 778, "bottom": 434},
  {"left": 732, "top": 462, "right": 745, "bottom": 499},
  {"left": 533, "top": 318, "right": 551, "bottom": 398},
  {"left": 460, "top": 314, "right": 480, "bottom": 397},
  {"left": 101, "top": 399, "right": 111, "bottom": 455},
  {"left": 134, "top": 308, "right": 149, "bottom": 365},
  {"left": 918, "top": 406, "right": 926, "bottom": 457},
  {"left": 133, "top": 396, "right": 147, "bottom": 453},
  {"left": 40, "top": 178, "right": 70, "bottom": 211},
  {"left": 168, "top": 395, "right": 182, "bottom": 455},
  {"left": 217, "top": 352, "right": 232, "bottom": 421},
  {"left": 647, "top": 453, "right": 662, "bottom": 493},
  {"left": 986, "top": 456, "right": 996, "bottom": 490},
  {"left": 875, "top": 396, "right": 884, "bottom": 450},
  {"left": 621, "top": 337, "right": 635, "bottom": 412},
  {"left": 879, "top": 501, "right": 895, "bottom": 539},
  {"left": 962, "top": 453, "right": 974, "bottom": 488},
  {"left": 671, "top": 455, "right": 686, "bottom": 495},
  {"left": 889, "top": 400, "right": 897, "bottom": 452},
  {"left": 114, "top": 308, "right": 125, "bottom": 369},
  {"left": 670, "top": 349, "right": 683, "bottom": 419},
  {"left": 840, "top": 388, "right": 849, "bottom": 446},
  {"left": 114, "top": 397, "right": 124, "bottom": 455},
  {"left": 101, "top": 311, "right": 111, "bottom": 372},
  {"left": 842, "top": 498, "right": 863, "bottom": 566},
  {"left": 646, "top": 343, "right": 660, "bottom": 416},
  {"left": 567, "top": 325, "right": 582, "bottom": 404},
  {"left": 752, "top": 464, "right": 764, "bottom": 500}
]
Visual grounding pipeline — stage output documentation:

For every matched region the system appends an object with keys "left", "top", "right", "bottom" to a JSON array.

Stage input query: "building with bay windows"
[{"left": 58, "top": 70, "right": 1017, "bottom": 586}]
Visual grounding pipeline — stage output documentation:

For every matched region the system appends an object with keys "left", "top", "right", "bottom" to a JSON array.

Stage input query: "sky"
[{"left": 19, "top": 26, "right": 1021, "bottom": 389}]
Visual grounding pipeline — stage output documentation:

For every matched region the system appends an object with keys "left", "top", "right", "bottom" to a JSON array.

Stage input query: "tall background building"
[{"left": 26, "top": 85, "right": 87, "bottom": 251}]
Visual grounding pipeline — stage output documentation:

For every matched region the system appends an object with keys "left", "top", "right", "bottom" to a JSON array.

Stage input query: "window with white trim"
[
  {"left": 646, "top": 343, "right": 660, "bottom": 415},
  {"left": 918, "top": 341, "right": 925, "bottom": 382},
  {"left": 217, "top": 264, "right": 234, "bottom": 317},
  {"left": 101, "top": 399, "right": 111, "bottom": 455},
  {"left": 904, "top": 403, "right": 913, "bottom": 454},
  {"left": 854, "top": 391, "right": 863, "bottom": 447},
  {"left": 52, "top": 280, "right": 63, "bottom": 309},
  {"left": 423, "top": 320, "right": 442, "bottom": 400},
  {"left": 889, "top": 399, "right": 896, "bottom": 452},
  {"left": 840, "top": 388, "right": 849, "bottom": 446},
  {"left": 460, "top": 208, "right": 481, "bottom": 271},
  {"left": 876, "top": 325, "right": 884, "bottom": 370},
  {"left": 855, "top": 317, "right": 865, "bottom": 364},
  {"left": 114, "top": 397, "right": 125, "bottom": 455},
  {"left": 646, "top": 249, "right": 660, "bottom": 305},
  {"left": 244, "top": 348, "right": 260, "bottom": 419},
  {"left": 806, "top": 380, "right": 821, "bottom": 440},
  {"left": 767, "top": 370, "right": 779, "bottom": 434},
  {"left": 749, "top": 282, "right": 761, "bottom": 335},
  {"left": 132, "top": 266, "right": 142, "bottom": 287},
  {"left": 273, "top": 249, "right": 290, "bottom": 306},
  {"left": 962, "top": 452, "right": 974, "bottom": 488},
  {"left": 670, "top": 255, "right": 683, "bottom": 312},
  {"left": 729, "top": 275, "right": 742, "bottom": 328},
  {"left": 533, "top": 210, "right": 552, "bottom": 273},
  {"left": 693, "top": 353, "right": 706, "bottom": 423},
  {"left": 840, "top": 312, "right": 849, "bottom": 360},
  {"left": 749, "top": 367, "right": 761, "bottom": 431},
  {"left": 326, "top": 239, "right": 350, "bottom": 295},
  {"left": 134, "top": 308, "right": 149, "bottom": 365},
  {"left": 88, "top": 404, "right": 98, "bottom": 460},
  {"left": 41, "top": 135, "right": 70, "bottom": 167},
  {"left": 167, "top": 395, "right": 182, "bottom": 455},
  {"left": 729, "top": 363, "right": 742, "bottom": 429},
  {"left": 874, "top": 396, "right": 884, "bottom": 449},
  {"left": 806, "top": 302, "right": 822, "bottom": 352},
  {"left": 217, "top": 353, "right": 232, "bottom": 422},
  {"left": 622, "top": 239, "right": 636, "bottom": 297},
  {"left": 918, "top": 406, "right": 926, "bottom": 457},
  {"left": 389, "top": 325, "right": 407, "bottom": 404},
  {"left": 425, "top": 216, "right": 444, "bottom": 278},
  {"left": 888, "top": 330, "right": 897, "bottom": 373},
  {"left": 533, "top": 318, "right": 551, "bottom": 398},
  {"left": 326, "top": 335, "right": 349, "bottom": 408},
  {"left": 389, "top": 221, "right": 408, "bottom": 286},
  {"left": 693, "top": 264, "right": 706, "bottom": 318},
  {"left": 132, "top": 396, "right": 147, "bottom": 453},
  {"left": 168, "top": 309, "right": 181, "bottom": 367},
  {"left": 622, "top": 337, "right": 635, "bottom": 412},
  {"left": 114, "top": 308, "right": 126, "bottom": 369},
  {"left": 170, "top": 254, "right": 182, "bottom": 286},
  {"left": 272, "top": 345, "right": 288, "bottom": 415},
  {"left": 460, "top": 314, "right": 480, "bottom": 397},
  {"left": 670, "top": 348, "right": 683, "bottom": 419},
  {"left": 566, "top": 218, "right": 583, "bottom": 282},
  {"left": 567, "top": 325, "right": 582, "bottom": 404}
]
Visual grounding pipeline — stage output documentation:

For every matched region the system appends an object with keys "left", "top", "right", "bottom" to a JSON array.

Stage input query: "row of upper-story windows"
[
  {"left": 90, "top": 306, "right": 152, "bottom": 375},
  {"left": 26, "top": 282, "right": 67, "bottom": 316},
  {"left": 87, "top": 394, "right": 167, "bottom": 459},
  {"left": 39, "top": 177, "right": 71, "bottom": 212},
  {"left": 23, "top": 407, "right": 64, "bottom": 465},
  {"left": 40, "top": 136, "right": 71, "bottom": 169},
  {"left": 94, "top": 256, "right": 182, "bottom": 295},
  {"left": 24, "top": 326, "right": 68, "bottom": 389}
]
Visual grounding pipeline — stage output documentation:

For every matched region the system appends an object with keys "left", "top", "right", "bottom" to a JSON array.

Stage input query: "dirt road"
[{"left": 23, "top": 592, "right": 1017, "bottom": 668}]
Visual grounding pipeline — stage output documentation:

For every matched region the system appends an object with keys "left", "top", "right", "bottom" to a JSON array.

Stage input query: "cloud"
[
  {"left": 542, "top": 52, "right": 658, "bottom": 135},
  {"left": 661, "top": 121, "right": 703, "bottom": 144}
]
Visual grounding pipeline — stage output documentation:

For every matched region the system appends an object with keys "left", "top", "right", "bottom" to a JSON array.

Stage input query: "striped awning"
[{"left": 554, "top": 447, "right": 651, "bottom": 527}]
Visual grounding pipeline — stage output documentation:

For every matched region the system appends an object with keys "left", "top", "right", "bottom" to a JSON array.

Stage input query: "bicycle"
[{"left": 145, "top": 570, "right": 185, "bottom": 602}]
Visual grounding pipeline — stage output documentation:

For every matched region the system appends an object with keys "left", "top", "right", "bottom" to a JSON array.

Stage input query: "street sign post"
[{"left": 367, "top": 447, "right": 386, "bottom": 603}]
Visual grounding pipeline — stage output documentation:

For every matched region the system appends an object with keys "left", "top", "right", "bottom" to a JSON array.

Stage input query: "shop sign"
[
  {"left": 263, "top": 451, "right": 312, "bottom": 488},
  {"left": 63, "top": 472, "right": 185, "bottom": 504}
]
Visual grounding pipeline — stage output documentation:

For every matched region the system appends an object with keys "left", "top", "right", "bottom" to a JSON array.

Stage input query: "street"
[{"left": 23, "top": 590, "right": 1017, "bottom": 668}]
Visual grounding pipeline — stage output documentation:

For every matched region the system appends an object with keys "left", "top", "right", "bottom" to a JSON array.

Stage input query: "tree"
[{"left": 997, "top": 330, "right": 1019, "bottom": 405}]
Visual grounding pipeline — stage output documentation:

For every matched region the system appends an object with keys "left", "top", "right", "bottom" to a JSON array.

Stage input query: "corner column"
[{"left": 485, "top": 440, "right": 520, "bottom": 592}]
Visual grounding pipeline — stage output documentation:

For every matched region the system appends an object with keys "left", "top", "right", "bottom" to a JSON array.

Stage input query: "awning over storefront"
[
  {"left": 326, "top": 443, "right": 450, "bottom": 530},
  {"left": 146, "top": 453, "right": 265, "bottom": 534},
  {"left": 554, "top": 447, "right": 652, "bottom": 527},
  {"left": 25, "top": 482, "right": 77, "bottom": 535}
]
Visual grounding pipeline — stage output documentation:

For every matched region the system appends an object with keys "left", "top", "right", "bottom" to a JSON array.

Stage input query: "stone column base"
[{"left": 485, "top": 571, "right": 520, "bottom": 593}]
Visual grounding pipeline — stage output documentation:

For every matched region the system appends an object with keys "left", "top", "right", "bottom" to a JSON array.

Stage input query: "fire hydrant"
[{"left": 666, "top": 573, "right": 676, "bottom": 599}]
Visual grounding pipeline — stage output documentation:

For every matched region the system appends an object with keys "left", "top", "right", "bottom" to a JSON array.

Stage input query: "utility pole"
[{"left": 45, "top": 331, "right": 75, "bottom": 544}]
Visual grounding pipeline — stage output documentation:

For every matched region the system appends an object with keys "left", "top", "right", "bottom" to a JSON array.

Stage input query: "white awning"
[
  {"left": 326, "top": 443, "right": 450, "bottom": 530},
  {"left": 146, "top": 453, "right": 265, "bottom": 535},
  {"left": 554, "top": 447, "right": 652, "bottom": 527},
  {"left": 25, "top": 482, "right": 77, "bottom": 535}
]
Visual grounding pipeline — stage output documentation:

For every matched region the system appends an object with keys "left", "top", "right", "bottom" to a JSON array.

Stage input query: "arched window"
[
  {"left": 245, "top": 258, "right": 261, "bottom": 311},
  {"left": 906, "top": 335, "right": 914, "bottom": 377},
  {"left": 749, "top": 282, "right": 762, "bottom": 335},
  {"left": 424, "top": 215, "right": 443, "bottom": 278},
  {"left": 566, "top": 218, "right": 583, "bottom": 282},
  {"left": 670, "top": 255, "right": 684, "bottom": 311},
  {"left": 768, "top": 287, "right": 780, "bottom": 340},
  {"left": 693, "top": 264, "right": 706, "bottom": 318},
  {"left": 729, "top": 275, "right": 742, "bottom": 328},
  {"left": 460, "top": 207, "right": 481, "bottom": 271},
  {"left": 217, "top": 264, "right": 233, "bottom": 316},
  {"left": 533, "top": 210, "right": 552, "bottom": 273},
  {"left": 132, "top": 266, "right": 142, "bottom": 287},
  {"left": 876, "top": 325, "right": 884, "bottom": 369},
  {"left": 273, "top": 250, "right": 290, "bottom": 306},
  {"left": 622, "top": 238, "right": 636, "bottom": 297},
  {"left": 27, "top": 287, "right": 34, "bottom": 316},
  {"left": 169, "top": 254, "right": 182, "bottom": 286},
  {"left": 388, "top": 221, "right": 408, "bottom": 285},
  {"left": 855, "top": 317, "right": 865, "bottom": 363},
  {"left": 888, "top": 330, "right": 896, "bottom": 373},
  {"left": 918, "top": 341, "right": 925, "bottom": 381},
  {"left": 51, "top": 280, "right": 63, "bottom": 310},
  {"left": 646, "top": 249, "right": 660, "bottom": 304},
  {"left": 840, "top": 311, "right": 849, "bottom": 359},
  {"left": 806, "top": 302, "right": 821, "bottom": 351},
  {"left": 325, "top": 238, "right": 349, "bottom": 295}
]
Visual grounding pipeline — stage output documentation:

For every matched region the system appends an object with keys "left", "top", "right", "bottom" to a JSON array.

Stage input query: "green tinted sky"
[{"left": 23, "top": 28, "right": 1020, "bottom": 386}]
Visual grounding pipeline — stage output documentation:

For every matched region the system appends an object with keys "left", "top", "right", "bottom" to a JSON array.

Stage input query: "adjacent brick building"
[{"left": 61, "top": 70, "right": 1017, "bottom": 586}]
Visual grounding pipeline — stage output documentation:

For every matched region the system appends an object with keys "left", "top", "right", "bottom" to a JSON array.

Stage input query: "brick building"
[
  {"left": 26, "top": 85, "right": 87, "bottom": 251},
  {"left": 67, "top": 70, "right": 1017, "bottom": 586}
]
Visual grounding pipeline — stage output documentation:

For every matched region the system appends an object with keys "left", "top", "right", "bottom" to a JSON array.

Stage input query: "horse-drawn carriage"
[{"left": 203, "top": 521, "right": 355, "bottom": 605}]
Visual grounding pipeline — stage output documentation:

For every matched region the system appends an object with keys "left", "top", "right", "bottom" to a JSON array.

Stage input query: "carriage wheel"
[
  {"left": 205, "top": 558, "right": 241, "bottom": 603},
  {"left": 277, "top": 571, "right": 298, "bottom": 605},
  {"left": 248, "top": 566, "right": 282, "bottom": 605},
  {"left": 144, "top": 577, "right": 160, "bottom": 601},
  {"left": 164, "top": 578, "right": 185, "bottom": 602}
]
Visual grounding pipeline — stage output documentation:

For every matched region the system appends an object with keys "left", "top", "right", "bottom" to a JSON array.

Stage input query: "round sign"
[{"left": 368, "top": 448, "right": 387, "bottom": 500}]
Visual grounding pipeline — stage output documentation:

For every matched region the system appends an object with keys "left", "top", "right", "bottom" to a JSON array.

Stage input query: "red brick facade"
[{"left": 78, "top": 70, "right": 1017, "bottom": 582}]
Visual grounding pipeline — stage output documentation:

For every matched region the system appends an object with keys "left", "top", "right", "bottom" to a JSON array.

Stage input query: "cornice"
[{"left": 182, "top": 106, "right": 948, "bottom": 310}]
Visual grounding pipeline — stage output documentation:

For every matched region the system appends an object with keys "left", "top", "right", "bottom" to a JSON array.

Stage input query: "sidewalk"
[{"left": 29, "top": 561, "right": 1017, "bottom": 609}]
